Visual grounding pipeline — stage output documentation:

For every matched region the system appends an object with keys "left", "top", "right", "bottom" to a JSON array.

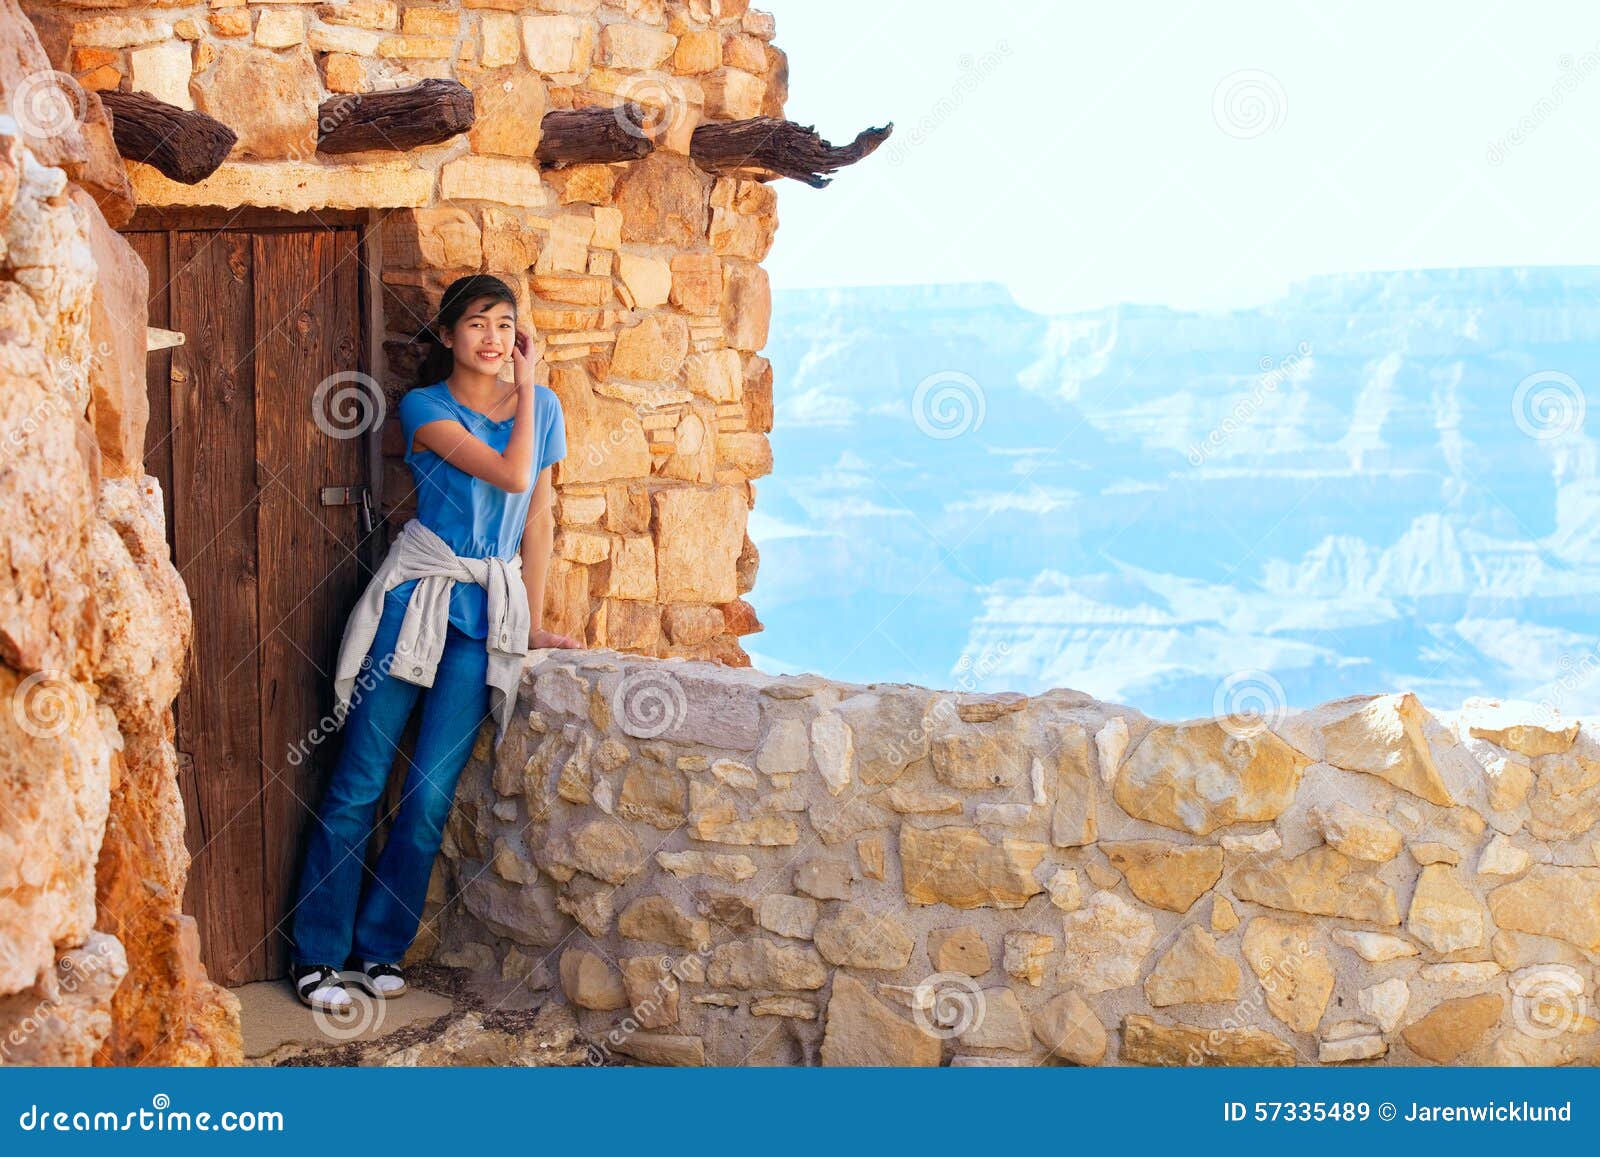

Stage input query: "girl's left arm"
[{"left": 521, "top": 464, "right": 581, "bottom": 649}]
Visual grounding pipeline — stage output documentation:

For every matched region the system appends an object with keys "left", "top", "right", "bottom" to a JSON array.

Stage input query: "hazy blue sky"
[{"left": 763, "top": 1, "right": 1600, "bottom": 312}]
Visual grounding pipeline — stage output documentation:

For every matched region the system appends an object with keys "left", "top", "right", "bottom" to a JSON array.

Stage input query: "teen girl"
[{"left": 289, "top": 274, "right": 580, "bottom": 1013}]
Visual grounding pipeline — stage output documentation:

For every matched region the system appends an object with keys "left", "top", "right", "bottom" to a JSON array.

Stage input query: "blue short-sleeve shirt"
[{"left": 392, "top": 381, "right": 567, "bottom": 638}]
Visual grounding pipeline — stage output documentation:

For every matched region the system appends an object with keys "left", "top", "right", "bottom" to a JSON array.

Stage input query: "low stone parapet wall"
[{"left": 430, "top": 650, "right": 1600, "bottom": 1066}]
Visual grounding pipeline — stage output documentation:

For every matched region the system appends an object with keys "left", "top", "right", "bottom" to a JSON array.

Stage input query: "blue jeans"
[{"left": 290, "top": 587, "right": 490, "bottom": 967}]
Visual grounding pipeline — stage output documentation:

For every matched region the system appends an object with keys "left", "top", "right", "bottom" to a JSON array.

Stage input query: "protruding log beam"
[
  {"left": 145, "top": 326, "right": 185, "bottom": 352},
  {"left": 318, "top": 78, "right": 474, "bottom": 154},
  {"left": 98, "top": 90, "right": 236, "bottom": 185},
  {"left": 691, "top": 117, "right": 893, "bottom": 187},
  {"left": 536, "top": 107, "right": 656, "bottom": 167}
]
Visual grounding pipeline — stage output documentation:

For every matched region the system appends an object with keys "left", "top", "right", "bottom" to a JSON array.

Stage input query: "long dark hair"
[{"left": 412, "top": 274, "right": 519, "bottom": 388}]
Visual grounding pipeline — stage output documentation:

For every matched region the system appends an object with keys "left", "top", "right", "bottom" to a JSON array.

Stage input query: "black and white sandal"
[
  {"left": 293, "top": 963, "right": 353, "bottom": 1013},
  {"left": 353, "top": 960, "right": 408, "bottom": 999}
]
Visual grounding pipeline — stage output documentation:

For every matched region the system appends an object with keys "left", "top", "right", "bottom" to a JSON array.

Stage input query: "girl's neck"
[{"left": 445, "top": 366, "right": 514, "bottom": 411}]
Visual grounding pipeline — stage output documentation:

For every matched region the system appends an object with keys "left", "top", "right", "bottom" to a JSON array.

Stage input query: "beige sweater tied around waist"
[{"left": 333, "top": 517, "right": 531, "bottom": 743}]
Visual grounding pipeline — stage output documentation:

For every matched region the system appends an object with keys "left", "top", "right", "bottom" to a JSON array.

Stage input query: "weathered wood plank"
[
  {"left": 254, "top": 227, "right": 372, "bottom": 978},
  {"left": 169, "top": 228, "right": 268, "bottom": 985}
]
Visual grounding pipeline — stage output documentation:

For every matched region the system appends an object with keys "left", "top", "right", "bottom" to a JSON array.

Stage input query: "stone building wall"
[
  {"left": 0, "top": 0, "right": 239, "bottom": 1064},
  {"left": 24, "top": 0, "right": 783, "bottom": 660},
  {"left": 433, "top": 651, "right": 1600, "bottom": 1066}
]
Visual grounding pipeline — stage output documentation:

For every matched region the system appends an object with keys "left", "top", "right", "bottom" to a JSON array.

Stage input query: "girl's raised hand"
[{"left": 511, "top": 327, "right": 547, "bottom": 391}]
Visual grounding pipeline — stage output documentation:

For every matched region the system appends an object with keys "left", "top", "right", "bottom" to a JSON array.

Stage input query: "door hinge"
[{"left": 321, "top": 484, "right": 375, "bottom": 535}]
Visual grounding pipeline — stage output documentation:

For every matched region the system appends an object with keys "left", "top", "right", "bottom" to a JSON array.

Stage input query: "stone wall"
[
  {"left": 24, "top": 0, "right": 783, "bottom": 661},
  {"left": 430, "top": 650, "right": 1600, "bottom": 1066},
  {"left": 0, "top": 0, "right": 239, "bottom": 1064}
]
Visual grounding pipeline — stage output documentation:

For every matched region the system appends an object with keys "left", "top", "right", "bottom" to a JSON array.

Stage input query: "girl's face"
[{"left": 442, "top": 297, "right": 517, "bottom": 375}]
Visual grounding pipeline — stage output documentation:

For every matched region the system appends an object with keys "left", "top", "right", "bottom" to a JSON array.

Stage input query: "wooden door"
[{"left": 126, "top": 209, "right": 377, "bottom": 984}]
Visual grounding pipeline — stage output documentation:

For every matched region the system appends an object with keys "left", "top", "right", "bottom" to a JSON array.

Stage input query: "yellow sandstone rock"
[
  {"left": 899, "top": 824, "right": 1046, "bottom": 909},
  {"left": 1101, "top": 840, "right": 1223, "bottom": 913},
  {"left": 1232, "top": 846, "right": 1401, "bottom": 924},
  {"left": 1144, "top": 926, "right": 1241, "bottom": 1007},
  {"left": 1242, "top": 917, "right": 1335, "bottom": 1033},
  {"left": 1113, "top": 719, "right": 1308, "bottom": 835},
  {"left": 1121, "top": 1015, "right": 1295, "bottom": 1066},
  {"left": 1321, "top": 692, "right": 1454, "bottom": 806}
]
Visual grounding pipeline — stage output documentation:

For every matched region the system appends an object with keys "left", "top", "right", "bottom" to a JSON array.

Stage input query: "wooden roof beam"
[
  {"left": 98, "top": 90, "right": 236, "bottom": 185},
  {"left": 690, "top": 117, "right": 893, "bottom": 188},
  {"left": 536, "top": 106, "right": 657, "bottom": 168},
  {"left": 317, "top": 78, "right": 474, "bottom": 155}
]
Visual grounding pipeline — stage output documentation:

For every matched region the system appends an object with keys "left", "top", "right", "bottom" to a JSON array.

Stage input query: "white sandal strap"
[{"left": 296, "top": 965, "right": 343, "bottom": 997}]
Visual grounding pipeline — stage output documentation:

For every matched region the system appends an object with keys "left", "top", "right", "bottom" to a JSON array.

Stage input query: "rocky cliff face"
[
  {"left": 0, "top": 3, "right": 239, "bottom": 1064},
  {"left": 431, "top": 650, "right": 1600, "bottom": 1066}
]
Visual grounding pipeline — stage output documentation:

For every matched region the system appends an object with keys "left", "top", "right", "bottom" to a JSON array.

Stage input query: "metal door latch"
[{"left": 321, "top": 484, "right": 375, "bottom": 535}]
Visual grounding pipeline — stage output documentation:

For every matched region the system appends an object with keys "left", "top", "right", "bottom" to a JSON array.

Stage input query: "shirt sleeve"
[
  {"left": 399, "top": 386, "right": 456, "bottom": 467},
  {"left": 538, "top": 385, "right": 567, "bottom": 470}
]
